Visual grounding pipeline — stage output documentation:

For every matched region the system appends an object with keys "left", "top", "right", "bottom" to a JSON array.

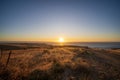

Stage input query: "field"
[{"left": 0, "top": 43, "right": 120, "bottom": 80}]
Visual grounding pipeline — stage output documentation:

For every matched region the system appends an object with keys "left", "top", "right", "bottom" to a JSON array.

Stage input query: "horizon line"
[{"left": 0, "top": 41, "right": 120, "bottom": 43}]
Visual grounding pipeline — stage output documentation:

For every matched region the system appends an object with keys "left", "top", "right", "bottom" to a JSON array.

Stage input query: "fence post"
[
  {"left": 6, "top": 50, "right": 12, "bottom": 67},
  {"left": 0, "top": 48, "right": 3, "bottom": 59}
]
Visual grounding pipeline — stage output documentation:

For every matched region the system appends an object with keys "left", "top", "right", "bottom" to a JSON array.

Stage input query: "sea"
[
  {"left": 49, "top": 42, "right": 120, "bottom": 49},
  {"left": 0, "top": 41, "right": 120, "bottom": 49}
]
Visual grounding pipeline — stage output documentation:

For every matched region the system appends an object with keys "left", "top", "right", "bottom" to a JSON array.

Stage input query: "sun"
[{"left": 59, "top": 37, "right": 64, "bottom": 42}]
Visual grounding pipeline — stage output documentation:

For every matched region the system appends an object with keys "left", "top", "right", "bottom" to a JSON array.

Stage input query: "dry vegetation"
[{"left": 0, "top": 43, "right": 120, "bottom": 80}]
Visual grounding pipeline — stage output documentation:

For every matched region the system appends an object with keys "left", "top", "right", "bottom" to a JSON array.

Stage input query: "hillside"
[{"left": 0, "top": 43, "right": 120, "bottom": 80}]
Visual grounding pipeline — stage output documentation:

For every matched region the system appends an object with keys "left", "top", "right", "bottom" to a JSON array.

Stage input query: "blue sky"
[{"left": 0, "top": 0, "right": 120, "bottom": 42}]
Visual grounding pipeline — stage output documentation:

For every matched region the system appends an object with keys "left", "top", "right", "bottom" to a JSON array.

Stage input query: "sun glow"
[{"left": 59, "top": 37, "right": 64, "bottom": 42}]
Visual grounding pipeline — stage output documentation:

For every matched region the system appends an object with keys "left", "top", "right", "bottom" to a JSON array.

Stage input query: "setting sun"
[{"left": 59, "top": 37, "right": 64, "bottom": 42}]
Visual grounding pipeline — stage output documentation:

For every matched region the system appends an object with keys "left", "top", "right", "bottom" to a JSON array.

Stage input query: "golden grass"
[{"left": 0, "top": 46, "right": 120, "bottom": 80}]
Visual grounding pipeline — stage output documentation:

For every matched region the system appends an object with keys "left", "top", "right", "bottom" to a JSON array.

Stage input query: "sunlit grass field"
[{"left": 0, "top": 43, "right": 120, "bottom": 80}]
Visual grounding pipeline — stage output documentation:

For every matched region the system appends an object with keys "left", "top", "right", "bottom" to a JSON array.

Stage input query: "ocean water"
[
  {"left": 0, "top": 41, "right": 120, "bottom": 49},
  {"left": 50, "top": 42, "right": 120, "bottom": 49}
]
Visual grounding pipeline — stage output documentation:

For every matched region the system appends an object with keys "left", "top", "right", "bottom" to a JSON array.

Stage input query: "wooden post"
[
  {"left": 0, "top": 48, "right": 2, "bottom": 59},
  {"left": 6, "top": 51, "right": 12, "bottom": 67}
]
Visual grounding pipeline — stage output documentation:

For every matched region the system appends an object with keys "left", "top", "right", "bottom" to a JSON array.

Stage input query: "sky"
[{"left": 0, "top": 0, "right": 120, "bottom": 42}]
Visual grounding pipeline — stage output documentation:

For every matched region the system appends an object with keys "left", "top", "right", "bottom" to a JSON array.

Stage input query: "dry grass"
[{"left": 0, "top": 44, "right": 120, "bottom": 80}]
